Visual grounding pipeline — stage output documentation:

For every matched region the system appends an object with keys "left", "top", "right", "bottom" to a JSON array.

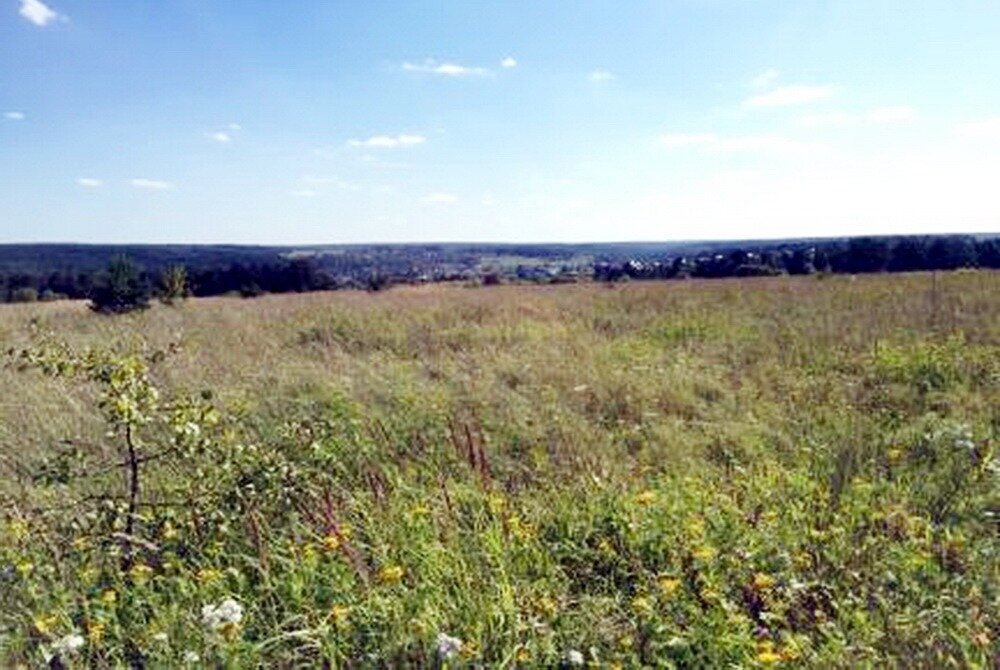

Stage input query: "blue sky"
[{"left": 2, "top": 0, "right": 999, "bottom": 244}]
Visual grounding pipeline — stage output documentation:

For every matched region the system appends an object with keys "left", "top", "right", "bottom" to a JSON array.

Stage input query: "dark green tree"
[{"left": 89, "top": 255, "right": 151, "bottom": 314}]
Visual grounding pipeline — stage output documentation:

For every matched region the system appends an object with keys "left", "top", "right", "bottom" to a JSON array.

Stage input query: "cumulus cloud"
[
  {"left": 76, "top": 178, "right": 103, "bottom": 187},
  {"left": 743, "top": 85, "right": 834, "bottom": 107},
  {"left": 4, "top": 111, "right": 26, "bottom": 120},
  {"left": 131, "top": 178, "right": 174, "bottom": 190},
  {"left": 590, "top": 69, "right": 615, "bottom": 82},
  {"left": 954, "top": 117, "right": 1000, "bottom": 140},
  {"left": 500, "top": 57, "right": 517, "bottom": 69},
  {"left": 658, "top": 132, "right": 822, "bottom": 153},
  {"left": 422, "top": 192, "right": 457, "bottom": 204},
  {"left": 749, "top": 68, "right": 780, "bottom": 89},
  {"left": 19, "top": 0, "right": 61, "bottom": 26},
  {"left": 348, "top": 133, "right": 426, "bottom": 149},
  {"left": 403, "top": 59, "right": 490, "bottom": 77},
  {"left": 207, "top": 131, "right": 232, "bottom": 143}
]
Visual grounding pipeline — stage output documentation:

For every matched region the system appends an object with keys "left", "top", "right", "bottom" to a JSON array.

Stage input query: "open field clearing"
[{"left": 1, "top": 272, "right": 998, "bottom": 667}]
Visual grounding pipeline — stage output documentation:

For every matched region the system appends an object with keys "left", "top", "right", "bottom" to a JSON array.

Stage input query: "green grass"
[{"left": 0, "top": 273, "right": 997, "bottom": 667}]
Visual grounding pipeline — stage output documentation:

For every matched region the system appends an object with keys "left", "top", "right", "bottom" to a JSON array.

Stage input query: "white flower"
[
  {"left": 567, "top": 649, "right": 585, "bottom": 665},
  {"left": 183, "top": 651, "right": 200, "bottom": 663},
  {"left": 436, "top": 632, "right": 463, "bottom": 660},
  {"left": 201, "top": 597, "right": 244, "bottom": 630},
  {"left": 152, "top": 632, "right": 169, "bottom": 643},
  {"left": 53, "top": 633, "right": 85, "bottom": 655}
]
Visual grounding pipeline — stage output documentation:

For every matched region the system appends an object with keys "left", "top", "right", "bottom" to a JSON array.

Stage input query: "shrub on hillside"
[{"left": 89, "top": 255, "right": 151, "bottom": 314}]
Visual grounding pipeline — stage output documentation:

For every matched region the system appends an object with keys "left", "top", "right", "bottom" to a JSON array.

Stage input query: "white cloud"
[
  {"left": 4, "top": 111, "right": 26, "bottom": 120},
  {"left": 500, "top": 57, "right": 517, "bottom": 69},
  {"left": 867, "top": 106, "right": 917, "bottom": 124},
  {"left": 76, "top": 178, "right": 102, "bottom": 187},
  {"left": 749, "top": 68, "right": 780, "bottom": 89},
  {"left": 228, "top": 123, "right": 242, "bottom": 131},
  {"left": 19, "top": 0, "right": 61, "bottom": 26},
  {"left": 590, "top": 69, "right": 615, "bottom": 82},
  {"left": 207, "top": 131, "right": 232, "bottom": 143},
  {"left": 954, "top": 117, "right": 1000, "bottom": 140},
  {"left": 659, "top": 132, "right": 822, "bottom": 153},
  {"left": 422, "top": 192, "right": 457, "bottom": 204},
  {"left": 348, "top": 133, "right": 426, "bottom": 149},
  {"left": 743, "top": 84, "right": 834, "bottom": 107},
  {"left": 131, "top": 178, "right": 174, "bottom": 190},
  {"left": 289, "top": 189, "right": 317, "bottom": 198},
  {"left": 403, "top": 59, "right": 490, "bottom": 77}
]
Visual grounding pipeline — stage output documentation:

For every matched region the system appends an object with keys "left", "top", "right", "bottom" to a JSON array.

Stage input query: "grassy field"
[{"left": 1, "top": 273, "right": 998, "bottom": 668}]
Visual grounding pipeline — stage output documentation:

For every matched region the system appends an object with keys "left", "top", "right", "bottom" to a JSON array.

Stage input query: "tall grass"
[{"left": 0, "top": 272, "right": 997, "bottom": 667}]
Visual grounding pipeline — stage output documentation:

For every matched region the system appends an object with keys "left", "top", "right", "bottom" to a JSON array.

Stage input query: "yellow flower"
[
  {"left": 487, "top": 494, "right": 506, "bottom": 514},
  {"left": 515, "top": 646, "right": 531, "bottom": 662},
  {"left": 15, "top": 561, "right": 34, "bottom": 577},
  {"left": 460, "top": 641, "right": 479, "bottom": 659},
  {"left": 71, "top": 536, "right": 90, "bottom": 551},
  {"left": 87, "top": 622, "right": 105, "bottom": 643},
  {"left": 631, "top": 596, "right": 653, "bottom": 616},
  {"left": 100, "top": 589, "right": 117, "bottom": 605},
  {"left": 409, "top": 505, "right": 431, "bottom": 517},
  {"left": 635, "top": 490, "right": 656, "bottom": 506},
  {"left": 10, "top": 520, "right": 29, "bottom": 539},
  {"left": 752, "top": 573, "right": 776, "bottom": 591},
  {"left": 618, "top": 635, "right": 634, "bottom": 650},
  {"left": 321, "top": 534, "right": 341, "bottom": 552},
  {"left": 534, "top": 595, "right": 558, "bottom": 618},
  {"left": 339, "top": 524, "right": 354, "bottom": 540},
  {"left": 33, "top": 614, "right": 58, "bottom": 635},
  {"left": 162, "top": 523, "right": 179, "bottom": 540},
  {"left": 130, "top": 563, "right": 154, "bottom": 583},
  {"left": 330, "top": 604, "right": 351, "bottom": 627},
  {"left": 887, "top": 448, "right": 903, "bottom": 463},
  {"left": 658, "top": 575, "right": 682, "bottom": 596},
  {"left": 692, "top": 545, "right": 716, "bottom": 561},
  {"left": 598, "top": 538, "right": 614, "bottom": 554},
  {"left": 756, "top": 641, "right": 782, "bottom": 664},
  {"left": 377, "top": 565, "right": 404, "bottom": 585},
  {"left": 197, "top": 568, "right": 222, "bottom": 583}
]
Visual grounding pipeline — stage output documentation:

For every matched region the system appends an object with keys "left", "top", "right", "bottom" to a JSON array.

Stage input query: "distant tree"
[
  {"left": 976, "top": 238, "right": 1000, "bottom": 269},
  {"left": 10, "top": 286, "right": 38, "bottom": 303},
  {"left": 888, "top": 237, "right": 929, "bottom": 272},
  {"left": 158, "top": 265, "right": 189, "bottom": 305},
  {"left": 926, "top": 236, "right": 976, "bottom": 271},
  {"left": 89, "top": 255, "right": 151, "bottom": 314}
]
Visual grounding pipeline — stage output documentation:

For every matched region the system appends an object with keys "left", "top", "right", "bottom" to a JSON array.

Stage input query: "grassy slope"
[{"left": 0, "top": 272, "right": 998, "bottom": 667}]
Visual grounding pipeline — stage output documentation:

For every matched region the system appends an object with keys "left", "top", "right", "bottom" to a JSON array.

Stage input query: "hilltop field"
[{"left": 0, "top": 273, "right": 997, "bottom": 667}]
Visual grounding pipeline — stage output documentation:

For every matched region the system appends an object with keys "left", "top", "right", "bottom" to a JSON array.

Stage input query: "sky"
[{"left": 2, "top": 0, "right": 1000, "bottom": 244}]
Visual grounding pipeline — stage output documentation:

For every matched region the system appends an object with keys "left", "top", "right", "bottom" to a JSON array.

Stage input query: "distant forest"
[{"left": 0, "top": 234, "right": 997, "bottom": 304}]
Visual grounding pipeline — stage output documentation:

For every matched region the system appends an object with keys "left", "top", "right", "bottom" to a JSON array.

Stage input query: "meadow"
[{"left": 0, "top": 272, "right": 997, "bottom": 668}]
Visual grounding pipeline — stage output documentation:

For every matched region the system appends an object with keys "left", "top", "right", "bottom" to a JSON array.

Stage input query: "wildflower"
[
  {"left": 151, "top": 631, "right": 169, "bottom": 643},
  {"left": 752, "top": 572, "right": 776, "bottom": 591},
  {"left": 34, "top": 614, "right": 58, "bottom": 635},
  {"left": 377, "top": 564, "right": 404, "bottom": 585},
  {"left": 635, "top": 490, "right": 656, "bottom": 506},
  {"left": 100, "top": 589, "right": 117, "bottom": 605},
  {"left": 162, "top": 522, "right": 179, "bottom": 540},
  {"left": 196, "top": 568, "right": 222, "bottom": 583},
  {"left": 87, "top": 622, "right": 105, "bottom": 643},
  {"left": 201, "top": 598, "right": 244, "bottom": 638},
  {"left": 436, "top": 632, "right": 463, "bottom": 660},
  {"left": 330, "top": 604, "right": 351, "bottom": 627},
  {"left": 597, "top": 538, "right": 614, "bottom": 554},
  {"left": 321, "top": 534, "right": 340, "bottom": 552},
  {"left": 567, "top": 649, "right": 585, "bottom": 665},
  {"left": 183, "top": 651, "right": 200, "bottom": 663},
  {"left": 71, "top": 536, "right": 90, "bottom": 551},
  {"left": 756, "top": 641, "right": 782, "bottom": 664},
  {"left": 52, "top": 633, "right": 85, "bottom": 655},
  {"left": 516, "top": 646, "right": 531, "bottom": 662},
  {"left": 8, "top": 519, "right": 29, "bottom": 539},
  {"left": 631, "top": 595, "right": 653, "bottom": 616},
  {"left": 692, "top": 545, "right": 715, "bottom": 561},
  {"left": 15, "top": 561, "right": 33, "bottom": 577},
  {"left": 534, "top": 595, "right": 557, "bottom": 618},
  {"left": 658, "top": 575, "right": 682, "bottom": 595},
  {"left": 129, "top": 563, "right": 154, "bottom": 583}
]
